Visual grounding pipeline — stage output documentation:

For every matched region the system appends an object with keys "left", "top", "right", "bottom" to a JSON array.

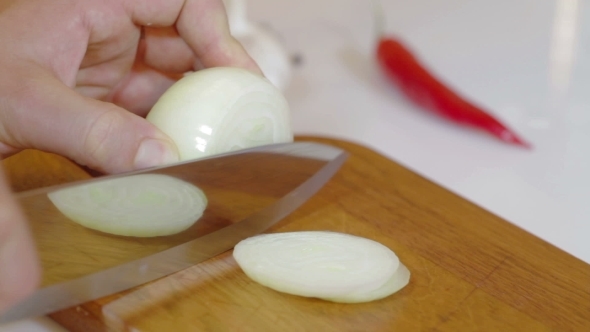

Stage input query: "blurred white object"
[
  {"left": 0, "top": 317, "right": 65, "bottom": 332},
  {"left": 223, "top": 0, "right": 292, "bottom": 91},
  {"left": 243, "top": 0, "right": 590, "bottom": 264}
]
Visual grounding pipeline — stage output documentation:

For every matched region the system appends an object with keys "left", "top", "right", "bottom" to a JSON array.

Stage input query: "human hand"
[
  {"left": 0, "top": 0, "right": 260, "bottom": 313},
  {"left": 0, "top": 0, "right": 260, "bottom": 171},
  {"left": 0, "top": 167, "right": 39, "bottom": 314}
]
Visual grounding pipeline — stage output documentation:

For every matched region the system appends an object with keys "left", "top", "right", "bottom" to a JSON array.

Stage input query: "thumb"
[
  {"left": 0, "top": 71, "right": 179, "bottom": 174},
  {"left": 0, "top": 166, "right": 40, "bottom": 313}
]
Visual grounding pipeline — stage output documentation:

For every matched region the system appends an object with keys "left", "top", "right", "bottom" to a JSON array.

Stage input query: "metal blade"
[{"left": 0, "top": 142, "right": 347, "bottom": 324}]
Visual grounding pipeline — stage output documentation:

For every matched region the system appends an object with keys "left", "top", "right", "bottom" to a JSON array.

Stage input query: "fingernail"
[{"left": 134, "top": 138, "right": 180, "bottom": 169}]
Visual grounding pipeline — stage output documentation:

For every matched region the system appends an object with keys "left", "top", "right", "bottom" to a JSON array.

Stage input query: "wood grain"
[
  {"left": 3, "top": 137, "right": 589, "bottom": 332},
  {"left": 11, "top": 150, "right": 324, "bottom": 286}
]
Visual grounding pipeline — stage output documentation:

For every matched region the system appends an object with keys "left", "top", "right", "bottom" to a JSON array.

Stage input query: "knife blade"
[{"left": 0, "top": 141, "right": 347, "bottom": 324}]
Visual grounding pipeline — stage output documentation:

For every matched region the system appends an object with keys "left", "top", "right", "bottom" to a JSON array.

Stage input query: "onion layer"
[
  {"left": 146, "top": 67, "right": 293, "bottom": 161},
  {"left": 48, "top": 174, "right": 207, "bottom": 237},
  {"left": 233, "top": 231, "right": 410, "bottom": 303}
]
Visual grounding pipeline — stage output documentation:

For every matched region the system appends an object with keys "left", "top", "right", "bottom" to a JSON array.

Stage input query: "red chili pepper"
[{"left": 376, "top": 37, "right": 531, "bottom": 149}]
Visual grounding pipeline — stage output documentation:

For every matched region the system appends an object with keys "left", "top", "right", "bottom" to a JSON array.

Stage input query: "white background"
[{"left": 3, "top": 0, "right": 588, "bottom": 330}]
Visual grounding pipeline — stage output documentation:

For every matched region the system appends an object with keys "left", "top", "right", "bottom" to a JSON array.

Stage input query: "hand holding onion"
[
  {"left": 48, "top": 67, "right": 293, "bottom": 238},
  {"left": 0, "top": 0, "right": 260, "bottom": 314}
]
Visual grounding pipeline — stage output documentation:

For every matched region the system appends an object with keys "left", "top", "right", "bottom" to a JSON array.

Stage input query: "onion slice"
[
  {"left": 47, "top": 174, "right": 208, "bottom": 237},
  {"left": 146, "top": 67, "right": 293, "bottom": 161},
  {"left": 233, "top": 231, "right": 410, "bottom": 303}
]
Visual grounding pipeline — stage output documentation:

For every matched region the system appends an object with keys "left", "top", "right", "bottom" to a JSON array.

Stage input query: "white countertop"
[
  {"left": 3, "top": 0, "right": 588, "bottom": 330},
  {"left": 274, "top": 0, "right": 590, "bottom": 264}
]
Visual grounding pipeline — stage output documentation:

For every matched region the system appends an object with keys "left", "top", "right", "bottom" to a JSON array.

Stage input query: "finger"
[
  {"left": 0, "top": 142, "right": 20, "bottom": 160},
  {"left": 0, "top": 166, "right": 40, "bottom": 313},
  {"left": 108, "top": 62, "right": 182, "bottom": 117},
  {"left": 75, "top": 58, "right": 135, "bottom": 102},
  {"left": 142, "top": 27, "right": 195, "bottom": 73},
  {"left": 177, "top": 0, "right": 259, "bottom": 70},
  {"left": 0, "top": 66, "right": 179, "bottom": 174},
  {"left": 78, "top": 32, "right": 184, "bottom": 117},
  {"left": 75, "top": 39, "right": 139, "bottom": 102},
  {"left": 124, "top": 0, "right": 261, "bottom": 73}
]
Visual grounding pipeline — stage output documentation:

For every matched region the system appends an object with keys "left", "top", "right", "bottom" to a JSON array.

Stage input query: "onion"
[
  {"left": 233, "top": 231, "right": 410, "bottom": 303},
  {"left": 146, "top": 67, "right": 293, "bottom": 161},
  {"left": 47, "top": 174, "right": 207, "bottom": 237}
]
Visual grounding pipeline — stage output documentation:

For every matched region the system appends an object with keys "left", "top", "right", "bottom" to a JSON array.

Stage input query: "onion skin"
[
  {"left": 233, "top": 231, "right": 410, "bottom": 303},
  {"left": 146, "top": 67, "right": 293, "bottom": 161}
]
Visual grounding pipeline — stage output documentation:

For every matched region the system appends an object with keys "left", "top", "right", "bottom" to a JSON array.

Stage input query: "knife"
[{"left": 0, "top": 141, "right": 347, "bottom": 324}]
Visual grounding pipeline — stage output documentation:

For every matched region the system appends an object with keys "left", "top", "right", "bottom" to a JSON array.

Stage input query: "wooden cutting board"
[{"left": 3, "top": 136, "right": 590, "bottom": 332}]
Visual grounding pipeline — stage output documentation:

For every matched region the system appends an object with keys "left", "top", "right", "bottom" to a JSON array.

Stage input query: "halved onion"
[
  {"left": 146, "top": 67, "right": 293, "bottom": 161},
  {"left": 47, "top": 174, "right": 207, "bottom": 237},
  {"left": 233, "top": 231, "right": 410, "bottom": 303}
]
